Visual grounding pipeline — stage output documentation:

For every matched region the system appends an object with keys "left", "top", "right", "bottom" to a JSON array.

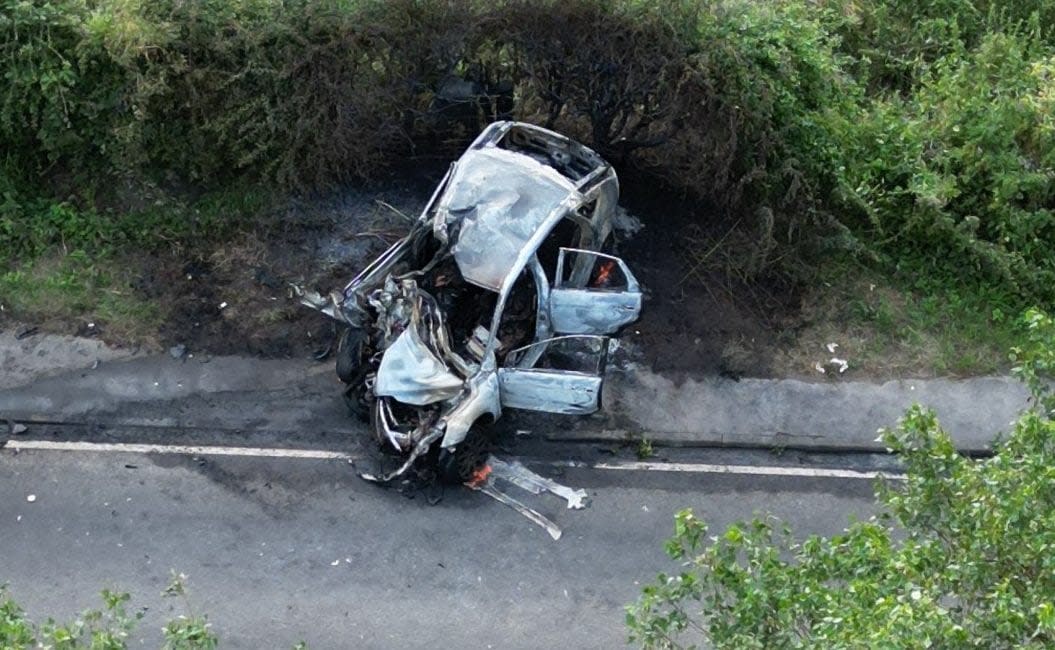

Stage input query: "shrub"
[
  {"left": 628, "top": 310, "right": 1055, "bottom": 648},
  {"left": 1, "top": 0, "right": 1053, "bottom": 312},
  {"left": 836, "top": 28, "right": 1055, "bottom": 303}
]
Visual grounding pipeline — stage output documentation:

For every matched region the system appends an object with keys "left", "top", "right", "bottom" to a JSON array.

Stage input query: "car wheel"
[
  {"left": 335, "top": 326, "right": 368, "bottom": 384},
  {"left": 343, "top": 384, "right": 371, "bottom": 422},
  {"left": 437, "top": 420, "right": 493, "bottom": 484}
]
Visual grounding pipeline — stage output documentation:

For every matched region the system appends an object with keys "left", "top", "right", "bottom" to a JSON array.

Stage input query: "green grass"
[
  {"left": 0, "top": 251, "right": 161, "bottom": 343},
  {"left": 0, "top": 181, "right": 271, "bottom": 346},
  {"left": 784, "top": 260, "right": 1021, "bottom": 378}
]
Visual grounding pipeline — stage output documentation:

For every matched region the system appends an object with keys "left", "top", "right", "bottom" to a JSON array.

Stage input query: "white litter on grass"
[
  {"left": 825, "top": 342, "right": 839, "bottom": 353},
  {"left": 814, "top": 361, "right": 826, "bottom": 374},
  {"left": 26, "top": 494, "right": 36, "bottom": 503},
  {"left": 218, "top": 302, "right": 228, "bottom": 310},
  {"left": 830, "top": 357, "right": 849, "bottom": 373}
]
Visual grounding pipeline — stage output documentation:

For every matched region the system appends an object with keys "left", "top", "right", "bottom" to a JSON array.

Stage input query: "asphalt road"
[
  {"left": 1, "top": 338, "right": 892, "bottom": 648},
  {"left": 1, "top": 442, "right": 879, "bottom": 649}
]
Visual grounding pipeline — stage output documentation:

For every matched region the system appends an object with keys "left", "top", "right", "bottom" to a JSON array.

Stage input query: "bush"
[
  {"left": 627, "top": 310, "right": 1055, "bottom": 648},
  {"left": 1, "top": 0, "right": 1053, "bottom": 312},
  {"left": 836, "top": 28, "right": 1055, "bottom": 303}
]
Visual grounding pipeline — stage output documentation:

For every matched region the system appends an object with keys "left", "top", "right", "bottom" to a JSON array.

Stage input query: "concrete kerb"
[
  {"left": 556, "top": 370, "right": 1035, "bottom": 454},
  {"left": 0, "top": 328, "right": 1035, "bottom": 455}
]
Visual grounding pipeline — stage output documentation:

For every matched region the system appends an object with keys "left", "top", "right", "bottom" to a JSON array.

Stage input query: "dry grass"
[{"left": 768, "top": 271, "right": 1016, "bottom": 379}]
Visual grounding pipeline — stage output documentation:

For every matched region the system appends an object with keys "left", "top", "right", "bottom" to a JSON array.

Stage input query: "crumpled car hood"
[{"left": 374, "top": 324, "right": 464, "bottom": 406}]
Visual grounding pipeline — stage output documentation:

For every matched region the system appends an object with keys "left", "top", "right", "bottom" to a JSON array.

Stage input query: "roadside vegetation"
[
  {"left": 1, "top": 0, "right": 1053, "bottom": 374},
  {"left": 1, "top": 573, "right": 218, "bottom": 649},
  {"left": 628, "top": 308, "right": 1055, "bottom": 647}
]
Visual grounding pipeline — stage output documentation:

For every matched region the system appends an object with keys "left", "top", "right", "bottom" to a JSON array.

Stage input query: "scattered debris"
[
  {"left": 7, "top": 421, "right": 28, "bottom": 436},
  {"left": 488, "top": 456, "right": 589, "bottom": 509},
  {"left": 26, "top": 494, "right": 36, "bottom": 503},
  {"left": 16, "top": 327, "right": 38, "bottom": 340},
  {"left": 169, "top": 344, "right": 187, "bottom": 360},
  {"left": 816, "top": 356, "right": 850, "bottom": 374},
  {"left": 825, "top": 342, "right": 839, "bottom": 353},
  {"left": 218, "top": 301, "right": 228, "bottom": 310},
  {"left": 472, "top": 480, "right": 563, "bottom": 540},
  {"left": 464, "top": 455, "right": 590, "bottom": 540},
  {"left": 299, "top": 121, "right": 642, "bottom": 482}
]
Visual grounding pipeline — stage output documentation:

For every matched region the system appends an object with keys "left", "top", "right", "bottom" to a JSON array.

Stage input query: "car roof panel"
[{"left": 446, "top": 148, "right": 577, "bottom": 291}]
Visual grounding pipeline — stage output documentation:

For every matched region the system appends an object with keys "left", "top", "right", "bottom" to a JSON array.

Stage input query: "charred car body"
[{"left": 300, "top": 122, "right": 641, "bottom": 482}]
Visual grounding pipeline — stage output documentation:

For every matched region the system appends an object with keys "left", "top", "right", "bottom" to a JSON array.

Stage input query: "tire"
[
  {"left": 335, "top": 327, "right": 368, "bottom": 384},
  {"left": 343, "top": 384, "right": 371, "bottom": 423},
  {"left": 436, "top": 420, "right": 493, "bottom": 484}
]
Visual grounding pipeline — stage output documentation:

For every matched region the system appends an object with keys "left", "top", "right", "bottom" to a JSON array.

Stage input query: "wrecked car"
[{"left": 299, "top": 121, "right": 641, "bottom": 483}]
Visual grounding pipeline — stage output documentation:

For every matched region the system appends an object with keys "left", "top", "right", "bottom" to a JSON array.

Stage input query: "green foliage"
[
  {"left": 160, "top": 572, "right": 217, "bottom": 650},
  {"left": 836, "top": 27, "right": 1055, "bottom": 304},
  {"left": 2, "top": 0, "right": 1054, "bottom": 319},
  {"left": 0, "top": 587, "right": 142, "bottom": 649},
  {"left": 0, "top": 576, "right": 231, "bottom": 649},
  {"left": 628, "top": 312, "right": 1055, "bottom": 648},
  {"left": 1011, "top": 307, "right": 1055, "bottom": 413},
  {"left": 636, "top": 437, "right": 655, "bottom": 460},
  {"left": 0, "top": 589, "right": 36, "bottom": 648}
]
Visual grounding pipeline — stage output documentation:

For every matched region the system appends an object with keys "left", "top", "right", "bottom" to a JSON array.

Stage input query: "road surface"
[{"left": 2, "top": 433, "right": 882, "bottom": 649}]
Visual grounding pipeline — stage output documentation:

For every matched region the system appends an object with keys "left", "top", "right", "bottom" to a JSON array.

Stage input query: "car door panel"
[
  {"left": 499, "top": 335, "right": 608, "bottom": 413},
  {"left": 497, "top": 369, "right": 602, "bottom": 414},
  {"left": 549, "top": 289, "right": 642, "bottom": 335},
  {"left": 550, "top": 248, "right": 642, "bottom": 335}
]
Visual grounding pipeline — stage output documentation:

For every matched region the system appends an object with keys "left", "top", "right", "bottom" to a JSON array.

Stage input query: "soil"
[
  {"left": 10, "top": 162, "right": 803, "bottom": 379},
  {"left": 615, "top": 176, "right": 796, "bottom": 379},
  {"left": 134, "top": 166, "right": 444, "bottom": 361}
]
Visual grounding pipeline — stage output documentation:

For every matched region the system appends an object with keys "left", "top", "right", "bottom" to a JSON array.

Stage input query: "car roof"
[{"left": 444, "top": 147, "right": 580, "bottom": 291}]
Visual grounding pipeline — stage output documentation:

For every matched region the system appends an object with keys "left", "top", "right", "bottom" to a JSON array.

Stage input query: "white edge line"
[
  {"left": 5, "top": 439, "right": 354, "bottom": 461},
  {"left": 585, "top": 460, "right": 904, "bottom": 480},
  {"left": 4, "top": 440, "right": 903, "bottom": 479}
]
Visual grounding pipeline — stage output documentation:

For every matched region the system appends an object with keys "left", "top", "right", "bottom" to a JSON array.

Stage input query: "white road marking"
[
  {"left": 4, "top": 439, "right": 355, "bottom": 461},
  {"left": 3, "top": 439, "right": 904, "bottom": 479},
  {"left": 578, "top": 460, "right": 903, "bottom": 480}
]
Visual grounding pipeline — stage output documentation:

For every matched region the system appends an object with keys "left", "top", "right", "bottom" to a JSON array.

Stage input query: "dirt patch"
[
  {"left": 616, "top": 177, "right": 795, "bottom": 379},
  {"left": 6, "top": 163, "right": 806, "bottom": 378},
  {"left": 131, "top": 168, "right": 444, "bottom": 360}
]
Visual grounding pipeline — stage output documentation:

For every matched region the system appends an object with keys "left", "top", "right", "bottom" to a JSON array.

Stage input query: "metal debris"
[
  {"left": 470, "top": 479, "right": 563, "bottom": 541},
  {"left": 487, "top": 456, "right": 589, "bottom": 509},
  {"left": 465, "top": 455, "right": 590, "bottom": 540}
]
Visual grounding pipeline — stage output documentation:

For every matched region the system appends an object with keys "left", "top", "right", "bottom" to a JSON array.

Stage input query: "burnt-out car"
[{"left": 299, "top": 122, "right": 641, "bottom": 482}]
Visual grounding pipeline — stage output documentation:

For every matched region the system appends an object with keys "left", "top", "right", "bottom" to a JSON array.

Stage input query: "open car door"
[
  {"left": 497, "top": 335, "right": 608, "bottom": 414},
  {"left": 549, "top": 248, "right": 641, "bottom": 335}
]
